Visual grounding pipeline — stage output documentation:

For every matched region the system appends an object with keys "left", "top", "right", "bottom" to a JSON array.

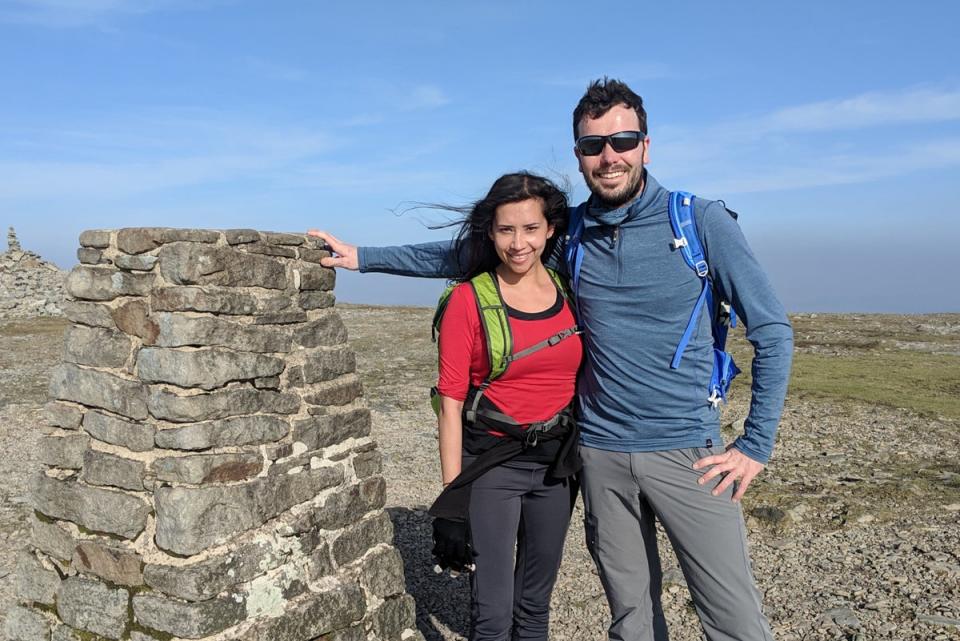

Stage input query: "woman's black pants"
[{"left": 466, "top": 460, "right": 575, "bottom": 641}]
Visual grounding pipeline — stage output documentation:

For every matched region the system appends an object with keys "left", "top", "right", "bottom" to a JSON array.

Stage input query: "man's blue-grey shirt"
[{"left": 358, "top": 173, "right": 793, "bottom": 463}]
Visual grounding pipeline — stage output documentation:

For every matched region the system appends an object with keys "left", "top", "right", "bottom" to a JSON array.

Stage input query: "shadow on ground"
[{"left": 388, "top": 507, "right": 472, "bottom": 640}]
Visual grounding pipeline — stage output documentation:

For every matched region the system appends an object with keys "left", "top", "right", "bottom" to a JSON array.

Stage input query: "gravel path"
[{"left": 1, "top": 310, "right": 958, "bottom": 640}]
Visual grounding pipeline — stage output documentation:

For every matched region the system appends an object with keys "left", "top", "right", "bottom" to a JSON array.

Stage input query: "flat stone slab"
[
  {"left": 332, "top": 511, "right": 394, "bottom": 567},
  {"left": 151, "top": 286, "right": 294, "bottom": 315},
  {"left": 153, "top": 414, "right": 290, "bottom": 450},
  {"left": 143, "top": 539, "right": 291, "bottom": 601},
  {"left": 155, "top": 465, "right": 343, "bottom": 555},
  {"left": 4, "top": 606, "right": 51, "bottom": 641},
  {"left": 33, "top": 473, "right": 150, "bottom": 539},
  {"left": 57, "top": 576, "right": 129, "bottom": 640},
  {"left": 83, "top": 410, "right": 156, "bottom": 452},
  {"left": 39, "top": 433, "right": 89, "bottom": 469},
  {"left": 137, "top": 347, "right": 285, "bottom": 390},
  {"left": 49, "top": 363, "right": 148, "bottom": 421},
  {"left": 158, "top": 243, "right": 288, "bottom": 290},
  {"left": 83, "top": 448, "right": 146, "bottom": 491},
  {"left": 293, "top": 405, "right": 371, "bottom": 450},
  {"left": 31, "top": 515, "right": 76, "bottom": 562},
  {"left": 62, "top": 325, "right": 134, "bottom": 368},
  {"left": 152, "top": 451, "right": 263, "bottom": 483},
  {"left": 148, "top": 387, "right": 299, "bottom": 423},
  {"left": 79, "top": 229, "right": 111, "bottom": 248},
  {"left": 73, "top": 540, "right": 144, "bottom": 586},
  {"left": 61, "top": 300, "right": 118, "bottom": 328},
  {"left": 292, "top": 311, "right": 348, "bottom": 347},
  {"left": 150, "top": 312, "right": 293, "bottom": 352},
  {"left": 65, "top": 265, "right": 154, "bottom": 301},
  {"left": 17, "top": 550, "right": 60, "bottom": 605},
  {"left": 239, "top": 582, "right": 365, "bottom": 641},
  {"left": 132, "top": 592, "right": 247, "bottom": 638},
  {"left": 44, "top": 402, "right": 83, "bottom": 430}
]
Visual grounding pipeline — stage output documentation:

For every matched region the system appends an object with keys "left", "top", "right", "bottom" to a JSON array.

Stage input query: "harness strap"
[
  {"left": 671, "top": 279, "right": 710, "bottom": 369},
  {"left": 465, "top": 321, "right": 579, "bottom": 423},
  {"left": 463, "top": 380, "right": 492, "bottom": 425},
  {"left": 565, "top": 203, "right": 587, "bottom": 297},
  {"left": 504, "top": 325, "right": 581, "bottom": 363}
]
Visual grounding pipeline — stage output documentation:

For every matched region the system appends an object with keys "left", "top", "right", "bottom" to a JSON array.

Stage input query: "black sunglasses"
[{"left": 575, "top": 130, "right": 646, "bottom": 156}]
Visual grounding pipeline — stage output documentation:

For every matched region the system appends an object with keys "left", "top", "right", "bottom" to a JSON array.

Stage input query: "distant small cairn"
[
  {"left": 7, "top": 228, "right": 422, "bottom": 641},
  {"left": 0, "top": 226, "right": 66, "bottom": 319},
  {"left": 8, "top": 226, "right": 22, "bottom": 252}
]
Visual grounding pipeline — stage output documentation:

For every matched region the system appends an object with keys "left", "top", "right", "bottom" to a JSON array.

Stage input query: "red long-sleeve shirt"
[{"left": 437, "top": 281, "right": 582, "bottom": 425}]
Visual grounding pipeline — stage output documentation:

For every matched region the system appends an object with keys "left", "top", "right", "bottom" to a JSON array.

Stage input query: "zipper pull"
[{"left": 610, "top": 226, "right": 619, "bottom": 247}]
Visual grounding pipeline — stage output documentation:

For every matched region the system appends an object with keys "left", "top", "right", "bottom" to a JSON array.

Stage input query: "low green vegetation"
[
  {"left": 0, "top": 316, "right": 69, "bottom": 337},
  {"left": 727, "top": 313, "right": 960, "bottom": 423},
  {"left": 789, "top": 351, "right": 960, "bottom": 421}
]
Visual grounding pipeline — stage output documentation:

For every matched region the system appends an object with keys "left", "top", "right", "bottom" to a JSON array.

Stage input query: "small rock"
[{"left": 825, "top": 606, "right": 861, "bottom": 629}]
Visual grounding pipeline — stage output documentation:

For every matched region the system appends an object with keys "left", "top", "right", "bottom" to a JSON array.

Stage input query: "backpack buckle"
[
  {"left": 671, "top": 237, "right": 688, "bottom": 250},
  {"left": 718, "top": 301, "right": 732, "bottom": 326},
  {"left": 707, "top": 390, "right": 722, "bottom": 409},
  {"left": 524, "top": 427, "right": 540, "bottom": 448}
]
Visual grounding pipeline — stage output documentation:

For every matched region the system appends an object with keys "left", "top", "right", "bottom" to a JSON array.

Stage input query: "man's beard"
[{"left": 586, "top": 165, "right": 645, "bottom": 209}]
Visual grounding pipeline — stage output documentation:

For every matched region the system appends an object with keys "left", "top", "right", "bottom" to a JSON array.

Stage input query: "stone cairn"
[
  {"left": 9, "top": 226, "right": 23, "bottom": 251},
  {"left": 0, "top": 227, "right": 66, "bottom": 319},
  {"left": 8, "top": 228, "right": 422, "bottom": 641}
]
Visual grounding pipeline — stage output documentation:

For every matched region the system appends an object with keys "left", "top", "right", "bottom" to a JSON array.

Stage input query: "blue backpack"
[{"left": 564, "top": 191, "right": 741, "bottom": 408}]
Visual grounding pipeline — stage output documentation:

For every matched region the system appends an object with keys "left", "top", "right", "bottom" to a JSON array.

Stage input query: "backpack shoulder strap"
[
  {"left": 468, "top": 271, "right": 513, "bottom": 382},
  {"left": 546, "top": 266, "right": 570, "bottom": 301},
  {"left": 431, "top": 281, "right": 459, "bottom": 342},
  {"left": 565, "top": 203, "right": 588, "bottom": 296},
  {"left": 668, "top": 191, "right": 708, "bottom": 278},
  {"left": 669, "top": 191, "right": 711, "bottom": 369}
]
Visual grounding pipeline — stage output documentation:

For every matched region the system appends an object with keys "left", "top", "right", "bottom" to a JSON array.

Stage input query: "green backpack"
[{"left": 430, "top": 268, "right": 579, "bottom": 422}]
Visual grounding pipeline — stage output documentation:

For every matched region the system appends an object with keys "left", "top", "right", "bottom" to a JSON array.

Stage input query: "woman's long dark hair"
[{"left": 439, "top": 172, "right": 569, "bottom": 281}]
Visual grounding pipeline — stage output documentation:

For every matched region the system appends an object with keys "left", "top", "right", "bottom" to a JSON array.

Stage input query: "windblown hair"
[
  {"left": 437, "top": 172, "right": 568, "bottom": 282},
  {"left": 572, "top": 77, "right": 647, "bottom": 139}
]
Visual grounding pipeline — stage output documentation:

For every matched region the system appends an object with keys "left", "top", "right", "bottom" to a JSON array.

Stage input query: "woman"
[{"left": 428, "top": 172, "right": 582, "bottom": 641}]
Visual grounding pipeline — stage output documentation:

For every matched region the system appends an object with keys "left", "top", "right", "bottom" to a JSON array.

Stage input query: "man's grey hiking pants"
[{"left": 580, "top": 445, "right": 774, "bottom": 641}]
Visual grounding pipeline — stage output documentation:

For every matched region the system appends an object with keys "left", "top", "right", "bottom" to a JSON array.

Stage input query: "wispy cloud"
[
  {"left": 330, "top": 83, "right": 451, "bottom": 128},
  {"left": 658, "top": 86, "right": 960, "bottom": 147},
  {"left": 756, "top": 87, "right": 960, "bottom": 133},
  {"left": 243, "top": 56, "right": 309, "bottom": 83},
  {"left": 398, "top": 84, "right": 451, "bottom": 111},
  {"left": 0, "top": 0, "right": 226, "bottom": 27},
  {"left": 0, "top": 112, "right": 334, "bottom": 199},
  {"left": 539, "top": 63, "right": 671, "bottom": 89},
  {"left": 650, "top": 85, "right": 960, "bottom": 194},
  {"left": 690, "top": 137, "right": 960, "bottom": 195}
]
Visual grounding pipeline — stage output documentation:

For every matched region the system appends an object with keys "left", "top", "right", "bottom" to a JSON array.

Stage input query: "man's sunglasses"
[{"left": 575, "top": 130, "right": 646, "bottom": 156}]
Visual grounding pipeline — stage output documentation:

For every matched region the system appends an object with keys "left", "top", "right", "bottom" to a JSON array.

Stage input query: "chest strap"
[{"left": 464, "top": 324, "right": 579, "bottom": 425}]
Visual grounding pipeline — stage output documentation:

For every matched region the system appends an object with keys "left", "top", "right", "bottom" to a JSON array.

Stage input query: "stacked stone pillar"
[
  {"left": 8, "top": 226, "right": 21, "bottom": 252},
  {"left": 8, "top": 228, "right": 421, "bottom": 641}
]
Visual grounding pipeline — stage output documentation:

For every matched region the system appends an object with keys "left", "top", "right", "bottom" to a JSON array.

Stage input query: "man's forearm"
[
  {"left": 358, "top": 241, "right": 461, "bottom": 278},
  {"left": 732, "top": 322, "right": 794, "bottom": 463}
]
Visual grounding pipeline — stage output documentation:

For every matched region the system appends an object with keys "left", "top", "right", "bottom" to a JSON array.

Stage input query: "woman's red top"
[{"left": 436, "top": 280, "right": 582, "bottom": 425}]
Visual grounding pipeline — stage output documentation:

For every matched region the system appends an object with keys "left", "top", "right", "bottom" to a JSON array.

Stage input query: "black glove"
[{"left": 431, "top": 517, "right": 475, "bottom": 573}]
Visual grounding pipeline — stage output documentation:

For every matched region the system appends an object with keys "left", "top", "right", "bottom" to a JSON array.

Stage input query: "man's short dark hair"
[{"left": 573, "top": 77, "right": 647, "bottom": 139}]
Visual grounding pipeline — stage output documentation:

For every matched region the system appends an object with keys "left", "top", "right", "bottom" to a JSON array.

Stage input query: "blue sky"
[{"left": 2, "top": 0, "right": 958, "bottom": 312}]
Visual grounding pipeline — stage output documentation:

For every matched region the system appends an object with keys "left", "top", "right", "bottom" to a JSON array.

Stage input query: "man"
[{"left": 311, "top": 78, "right": 792, "bottom": 641}]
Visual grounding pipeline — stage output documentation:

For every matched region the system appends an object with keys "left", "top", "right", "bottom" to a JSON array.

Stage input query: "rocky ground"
[{"left": 1, "top": 309, "right": 958, "bottom": 640}]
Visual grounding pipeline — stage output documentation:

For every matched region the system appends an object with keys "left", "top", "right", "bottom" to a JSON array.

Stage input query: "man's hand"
[
  {"left": 306, "top": 230, "right": 359, "bottom": 270},
  {"left": 693, "top": 446, "right": 765, "bottom": 502}
]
